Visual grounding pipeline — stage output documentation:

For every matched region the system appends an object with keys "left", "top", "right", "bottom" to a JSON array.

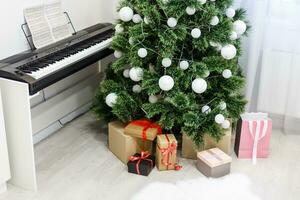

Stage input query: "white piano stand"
[
  {"left": 0, "top": 89, "right": 11, "bottom": 193},
  {"left": 0, "top": 55, "right": 113, "bottom": 191}
]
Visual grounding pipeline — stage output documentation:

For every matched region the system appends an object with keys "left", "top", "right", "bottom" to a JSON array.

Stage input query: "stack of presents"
[{"left": 108, "top": 113, "right": 272, "bottom": 177}]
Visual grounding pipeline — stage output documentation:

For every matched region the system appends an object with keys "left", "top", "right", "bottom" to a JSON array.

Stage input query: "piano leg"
[{"left": 0, "top": 78, "right": 37, "bottom": 191}]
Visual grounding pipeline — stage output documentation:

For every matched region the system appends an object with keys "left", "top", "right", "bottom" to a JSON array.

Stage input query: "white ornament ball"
[
  {"left": 202, "top": 105, "right": 211, "bottom": 114},
  {"left": 192, "top": 78, "right": 208, "bottom": 94},
  {"left": 233, "top": 20, "right": 247, "bottom": 35},
  {"left": 159, "top": 75, "right": 174, "bottom": 91},
  {"left": 129, "top": 37, "right": 134, "bottom": 45},
  {"left": 162, "top": 58, "right": 172, "bottom": 68},
  {"left": 115, "top": 24, "right": 124, "bottom": 34},
  {"left": 114, "top": 50, "right": 122, "bottom": 58},
  {"left": 221, "top": 44, "right": 237, "bottom": 60},
  {"left": 203, "top": 70, "right": 210, "bottom": 78},
  {"left": 210, "top": 16, "right": 219, "bottom": 26},
  {"left": 197, "top": 0, "right": 206, "bottom": 4},
  {"left": 129, "top": 67, "right": 143, "bottom": 82},
  {"left": 132, "top": 14, "right": 142, "bottom": 23},
  {"left": 219, "top": 101, "right": 227, "bottom": 110},
  {"left": 222, "top": 120, "right": 231, "bottom": 129},
  {"left": 138, "top": 48, "right": 148, "bottom": 58},
  {"left": 222, "top": 69, "right": 232, "bottom": 79},
  {"left": 226, "top": 7, "right": 236, "bottom": 18},
  {"left": 132, "top": 84, "right": 142, "bottom": 93},
  {"left": 186, "top": 7, "right": 196, "bottom": 15},
  {"left": 149, "top": 95, "right": 158, "bottom": 103},
  {"left": 191, "top": 28, "right": 201, "bottom": 39},
  {"left": 230, "top": 31, "right": 238, "bottom": 40},
  {"left": 105, "top": 93, "right": 118, "bottom": 107},
  {"left": 167, "top": 17, "right": 177, "bottom": 28},
  {"left": 215, "top": 114, "right": 225, "bottom": 124},
  {"left": 123, "top": 69, "right": 130, "bottom": 78},
  {"left": 119, "top": 7, "right": 134, "bottom": 22},
  {"left": 179, "top": 60, "right": 189, "bottom": 70},
  {"left": 144, "top": 17, "right": 150, "bottom": 24}
]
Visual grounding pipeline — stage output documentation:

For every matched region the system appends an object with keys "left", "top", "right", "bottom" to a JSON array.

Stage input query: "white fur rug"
[{"left": 131, "top": 174, "right": 261, "bottom": 200}]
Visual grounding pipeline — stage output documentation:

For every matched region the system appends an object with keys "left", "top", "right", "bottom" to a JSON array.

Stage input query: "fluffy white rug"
[{"left": 131, "top": 174, "right": 261, "bottom": 200}]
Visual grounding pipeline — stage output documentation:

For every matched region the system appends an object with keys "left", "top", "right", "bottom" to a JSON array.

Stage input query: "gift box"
[
  {"left": 182, "top": 126, "right": 232, "bottom": 160},
  {"left": 196, "top": 148, "right": 232, "bottom": 178},
  {"left": 156, "top": 134, "right": 179, "bottom": 171},
  {"left": 234, "top": 113, "right": 272, "bottom": 164},
  {"left": 124, "top": 119, "right": 162, "bottom": 141},
  {"left": 127, "top": 151, "right": 155, "bottom": 176},
  {"left": 108, "top": 121, "right": 153, "bottom": 164}
]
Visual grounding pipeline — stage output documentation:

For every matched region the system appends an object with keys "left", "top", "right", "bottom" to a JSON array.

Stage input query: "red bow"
[
  {"left": 129, "top": 151, "right": 153, "bottom": 175},
  {"left": 130, "top": 119, "right": 162, "bottom": 140}
]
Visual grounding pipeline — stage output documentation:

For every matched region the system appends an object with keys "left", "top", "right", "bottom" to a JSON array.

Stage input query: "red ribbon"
[
  {"left": 130, "top": 119, "right": 162, "bottom": 140},
  {"left": 158, "top": 135, "right": 182, "bottom": 171},
  {"left": 129, "top": 151, "right": 153, "bottom": 175}
]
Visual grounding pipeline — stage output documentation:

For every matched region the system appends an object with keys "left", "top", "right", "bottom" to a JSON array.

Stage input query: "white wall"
[{"left": 0, "top": 0, "right": 118, "bottom": 60}]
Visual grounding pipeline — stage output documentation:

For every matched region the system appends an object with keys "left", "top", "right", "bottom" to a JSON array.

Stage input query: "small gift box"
[
  {"left": 196, "top": 148, "right": 232, "bottom": 178},
  {"left": 234, "top": 113, "right": 272, "bottom": 164},
  {"left": 156, "top": 134, "right": 181, "bottom": 171},
  {"left": 127, "top": 151, "right": 155, "bottom": 176},
  {"left": 182, "top": 125, "right": 232, "bottom": 160},
  {"left": 124, "top": 119, "right": 162, "bottom": 141},
  {"left": 108, "top": 121, "right": 153, "bottom": 164}
]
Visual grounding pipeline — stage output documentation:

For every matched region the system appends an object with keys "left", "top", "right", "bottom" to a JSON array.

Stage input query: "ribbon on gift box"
[
  {"left": 129, "top": 151, "right": 153, "bottom": 175},
  {"left": 158, "top": 135, "right": 182, "bottom": 171},
  {"left": 129, "top": 119, "right": 162, "bottom": 140}
]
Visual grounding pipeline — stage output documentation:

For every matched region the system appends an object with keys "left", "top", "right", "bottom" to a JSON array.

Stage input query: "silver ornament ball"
[
  {"left": 167, "top": 17, "right": 177, "bottom": 28},
  {"left": 192, "top": 78, "right": 208, "bottom": 94},
  {"left": 191, "top": 28, "right": 201, "bottom": 38},
  {"left": 179, "top": 60, "right": 189, "bottom": 70},
  {"left": 159, "top": 75, "right": 174, "bottom": 91},
  {"left": 138, "top": 48, "right": 148, "bottom": 58},
  {"left": 162, "top": 58, "right": 172, "bottom": 68},
  {"left": 221, "top": 44, "right": 237, "bottom": 60},
  {"left": 222, "top": 69, "right": 232, "bottom": 79},
  {"left": 129, "top": 67, "right": 143, "bottom": 82},
  {"left": 105, "top": 93, "right": 118, "bottom": 107}
]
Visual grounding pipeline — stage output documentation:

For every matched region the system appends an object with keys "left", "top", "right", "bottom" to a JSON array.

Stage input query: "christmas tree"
[{"left": 94, "top": 0, "right": 248, "bottom": 146}]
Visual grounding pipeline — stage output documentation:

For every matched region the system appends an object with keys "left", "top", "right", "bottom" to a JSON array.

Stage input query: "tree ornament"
[
  {"left": 233, "top": 20, "right": 247, "bottom": 35},
  {"left": 115, "top": 24, "right": 124, "bottom": 34},
  {"left": 159, "top": 75, "right": 174, "bottom": 91},
  {"left": 222, "top": 69, "right": 232, "bottom": 79},
  {"left": 114, "top": 50, "right": 122, "bottom": 58},
  {"left": 123, "top": 69, "right": 130, "bottom": 78},
  {"left": 203, "top": 70, "right": 210, "bottom": 78},
  {"left": 215, "top": 114, "right": 225, "bottom": 124},
  {"left": 197, "top": 0, "right": 206, "bottom": 4},
  {"left": 129, "top": 67, "right": 143, "bottom": 82},
  {"left": 230, "top": 31, "right": 238, "bottom": 40},
  {"left": 144, "top": 17, "right": 150, "bottom": 24},
  {"left": 119, "top": 7, "right": 134, "bottom": 22},
  {"left": 202, "top": 105, "right": 211, "bottom": 114},
  {"left": 219, "top": 101, "right": 227, "bottom": 110},
  {"left": 186, "top": 7, "right": 196, "bottom": 15},
  {"left": 226, "top": 7, "right": 236, "bottom": 18},
  {"left": 138, "top": 48, "right": 148, "bottom": 58},
  {"left": 167, "top": 17, "right": 177, "bottom": 28},
  {"left": 210, "top": 16, "right": 219, "bottom": 26},
  {"left": 132, "top": 84, "right": 142, "bottom": 93},
  {"left": 132, "top": 14, "right": 142, "bottom": 23},
  {"left": 129, "top": 37, "right": 134, "bottom": 45},
  {"left": 149, "top": 95, "right": 158, "bottom": 103},
  {"left": 192, "top": 78, "right": 207, "bottom": 94},
  {"left": 179, "top": 60, "right": 189, "bottom": 70},
  {"left": 191, "top": 28, "right": 201, "bottom": 38},
  {"left": 162, "top": 58, "right": 172, "bottom": 68},
  {"left": 222, "top": 120, "right": 231, "bottom": 129},
  {"left": 105, "top": 93, "right": 118, "bottom": 107},
  {"left": 221, "top": 45, "right": 236, "bottom": 60}
]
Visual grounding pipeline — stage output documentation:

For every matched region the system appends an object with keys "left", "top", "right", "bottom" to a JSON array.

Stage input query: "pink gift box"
[{"left": 234, "top": 113, "right": 272, "bottom": 164}]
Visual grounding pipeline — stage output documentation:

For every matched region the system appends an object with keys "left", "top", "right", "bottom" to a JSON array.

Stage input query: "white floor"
[{"left": 1, "top": 112, "right": 300, "bottom": 200}]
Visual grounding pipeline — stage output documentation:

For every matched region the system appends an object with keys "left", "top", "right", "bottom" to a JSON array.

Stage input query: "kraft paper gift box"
[
  {"left": 156, "top": 134, "right": 180, "bottom": 171},
  {"left": 108, "top": 121, "right": 153, "bottom": 164},
  {"left": 127, "top": 152, "right": 155, "bottom": 176},
  {"left": 124, "top": 119, "right": 162, "bottom": 141},
  {"left": 196, "top": 148, "right": 232, "bottom": 178},
  {"left": 182, "top": 126, "right": 232, "bottom": 160},
  {"left": 234, "top": 113, "right": 272, "bottom": 164}
]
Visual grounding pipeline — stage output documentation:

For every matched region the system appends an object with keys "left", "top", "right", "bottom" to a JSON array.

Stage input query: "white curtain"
[{"left": 234, "top": 0, "right": 300, "bottom": 134}]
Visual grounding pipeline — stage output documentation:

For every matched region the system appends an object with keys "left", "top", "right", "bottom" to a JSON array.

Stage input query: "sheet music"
[{"left": 24, "top": 1, "right": 72, "bottom": 49}]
